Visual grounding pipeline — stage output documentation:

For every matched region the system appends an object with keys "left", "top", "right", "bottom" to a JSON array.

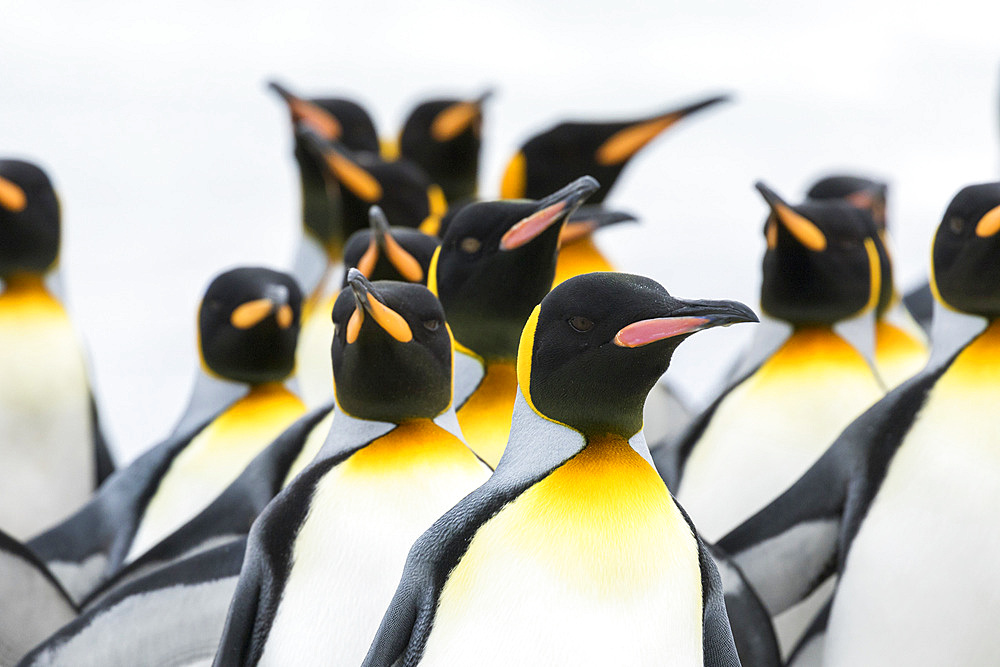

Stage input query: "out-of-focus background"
[{"left": 3, "top": 1, "right": 998, "bottom": 462}]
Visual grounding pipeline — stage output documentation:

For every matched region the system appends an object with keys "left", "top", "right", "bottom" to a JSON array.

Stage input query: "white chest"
[
  {"left": 678, "top": 330, "right": 884, "bottom": 541},
  {"left": 260, "top": 429, "right": 489, "bottom": 667},
  {"left": 826, "top": 373, "right": 1000, "bottom": 666}
]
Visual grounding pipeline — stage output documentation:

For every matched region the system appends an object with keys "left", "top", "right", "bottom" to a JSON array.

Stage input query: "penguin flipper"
[
  {"left": 213, "top": 538, "right": 264, "bottom": 666},
  {"left": 99, "top": 404, "right": 336, "bottom": 596},
  {"left": 785, "top": 597, "right": 831, "bottom": 667},
  {"left": 88, "top": 393, "right": 115, "bottom": 487},
  {"left": 709, "top": 545, "right": 781, "bottom": 667},
  {"left": 0, "top": 529, "right": 77, "bottom": 666},
  {"left": 27, "top": 423, "right": 206, "bottom": 603},
  {"left": 19, "top": 537, "right": 245, "bottom": 667}
]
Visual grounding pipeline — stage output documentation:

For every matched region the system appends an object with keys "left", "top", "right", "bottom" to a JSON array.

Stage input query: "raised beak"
[
  {"left": 559, "top": 206, "right": 637, "bottom": 245},
  {"left": 346, "top": 268, "right": 413, "bottom": 343},
  {"left": 366, "top": 206, "right": 425, "bottom": 282},
  {"left": 613, "top": 297, "right": 758, "bottom": 348},
  {"left": 268, "top": 80, "right": 342, "bottom": 141},
  {"left": 756, "top": 181, "right": 827, "bottom": 252},
  {"left": 500, "top": 175, "right": 600, "bottom": 251},
  {"left": 301, "top": 129, "right": 383, "bottom": 203}
]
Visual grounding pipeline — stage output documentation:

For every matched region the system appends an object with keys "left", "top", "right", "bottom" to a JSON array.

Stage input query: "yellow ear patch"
[
  {"left": 325, "top": 153, "right": 383, "bottom": 203},
  {"left": 0, "top": 177, "right": 27, "bottom": 212},
  {"left": 500, "top": 151, "right": 527, "bottom": 199},
  {"left": 516, "top": 305, "right": 541, "bottom": 410},
  {"left": 427, "top": 246, "right": 441, "bottom": 296},
  {"left": 975, "top": 204, "right": 1000, "bottom": 238},
  {"left": 230, "top": 298, "right": 274, "bottom": 329},
  {"left": 775, "top": 203, "right": 827, "bottom": 252},
  {"left": 384, "top": 233, "right": 424, "bottom": 283},
  {"left": 431, "top": 101, "right": 479, "bottom": 142},
  {"left": 862, "top": 237, "right": 882, "bottom": 314},
  {"left": 595, "top": 115, "right": 678, "bottom": 166}
]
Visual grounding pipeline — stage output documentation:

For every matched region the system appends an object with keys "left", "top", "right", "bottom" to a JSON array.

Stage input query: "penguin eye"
[
  {"left": 949, "top": 217, "right": 965, "bottom": 234},
  {"left": 422, "top": 319, "right": 440, "bottom": 331},
  {"left": 460, "top": 237, "right": 482, "bottom": 254},
  {"left": 568, "top": 316, "right": 594, "bottom": 332}
]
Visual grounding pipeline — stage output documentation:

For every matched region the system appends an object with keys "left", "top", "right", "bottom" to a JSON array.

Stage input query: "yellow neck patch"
[
  {"left": 861, "top": 237, "right": 882, "bottom": 315},
  {"left": 427, "top": 246, "right": 442, "bottom": 296},
  {"left": 456, "top": 361, "right": 518, "bottom": 467},
  {"left": 0, "top": 275, "right": 64, "bottom": 321},
  {"left": 342, "top": 418, "right": 481, "bottom": 475},
  {"left": 500, "top": 151, "right": 527, "bottom": 199},
  {"left": 553, "top": 237, "right": 616, "bottom": 286},
  {"left": 941, "top": 319, "right": 1000, "bottom": 388}
]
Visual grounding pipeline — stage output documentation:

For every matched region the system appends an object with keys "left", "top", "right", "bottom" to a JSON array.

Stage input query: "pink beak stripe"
[
  {"left": 499, "top": 201, "right": 567, "bottom": 250},
  {"left": 613, "top": 317, "right": 711, "bottom": 348}
]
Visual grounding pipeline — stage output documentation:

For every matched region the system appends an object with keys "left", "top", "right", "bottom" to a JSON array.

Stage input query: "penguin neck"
[
  {"left": 455, "top": 359, "right": 518, "bottom": 468},
  {"left": 945, "top": 318, "right": 1000, "bottom": 384},
  {"left": 317, "top": 405, "right": 466, "bottom": 462},
  {"left": 243, "top": 381, "right": 298, "bottom": 401},
  {"left": 0, "top": 271, "right": 64, "bottom": 317},
  {"left": 553, "top": 236, "right": 615, "bottom": 286}
]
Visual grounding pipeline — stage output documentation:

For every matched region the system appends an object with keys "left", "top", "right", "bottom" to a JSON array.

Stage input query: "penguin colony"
[{"left": 0, "top": 78, "right": 996, "bottom": 667}]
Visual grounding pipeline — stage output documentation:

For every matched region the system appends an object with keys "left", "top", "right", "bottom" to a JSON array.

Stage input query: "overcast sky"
[{"left": 4, "top": 1, "right": 998, "bottom": 460}]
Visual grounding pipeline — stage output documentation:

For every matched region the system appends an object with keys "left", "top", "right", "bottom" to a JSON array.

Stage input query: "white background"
[{"left": 3, "top": 1, "right": 998, "bottom": 461}]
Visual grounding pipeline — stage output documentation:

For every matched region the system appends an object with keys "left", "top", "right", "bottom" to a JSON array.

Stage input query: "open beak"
[
  {"left": 500, "top": 175, "right": 600, "bottom": 251},
  {"left": 345, "top": 268, "right": 413, "bottom": 344},
  {"left": 613, "top": 297, "right": 758, "bottom": 348}
]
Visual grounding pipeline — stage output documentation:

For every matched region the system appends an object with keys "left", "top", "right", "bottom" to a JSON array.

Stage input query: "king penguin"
[
  {"left": 212, "top": 270, "right": 491, "bottom": 666},
  {"left": 0, "top": 158, "right": 114, "bottom": 541},
  {"left": 654, "top": 182, "right": 888, "bottom": 654},
  {"left": 397, "top": 91, "right": 492, "bottom": 204},
  {"left": 717, "top": 181, "right": 1000, "bottom": 666},
  {"left": 27, "top": 267, "right": 307, "bottom": 604},
  {"left": 806, "top": 174, "right": 930, "bottom": 386},
  {"left": 361, "top": 272, "right": 757, "bottom": 667},
  {"left": 429, "top": 175, "right": 598, "bottom": 466}
]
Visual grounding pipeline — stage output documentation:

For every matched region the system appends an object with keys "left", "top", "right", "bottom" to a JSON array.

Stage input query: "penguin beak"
[
  {"left": 559, "top": 207, "right": 637, "bottom": 246},
  {"left": 268, "top": 81, "right": 343, "bottom": 141},
  {"left": 430, "top": 89, "right": 494, "bottom": 142},
  {"left": 346, "top": 268, "right": 414, "bottom": 343},
  {"left": 613, "top": 298, "right": 758, "bottom": 348},
  {"left": 301, "top": 129, "right": 383, "bottom": 203},
  {"left": 595, "top": 93, "right": 731, "bottom": 166},
  {"left": 364, "top": 206, "right": 425, "bottom": 282},
  {"left": 230, "top": 285, "right": 295, "bottom": 330},
  {"left": 756, "top": 181, "right": 827, "bottom": 252},
  {"left": 500, "top": 176, "right": 600, "bottom": 251}
]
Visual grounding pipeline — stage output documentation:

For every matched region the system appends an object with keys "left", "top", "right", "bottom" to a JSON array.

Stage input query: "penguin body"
[
  {"left": 214, "top": 274, "right": 490, "bottom": 666},
  {"left": 28, "top": 267, "right": 306, "bottom": 603},
  {"left": 430, "top": 176, "right": 599, "bottom": 466},
  {"left": 0, "top": 159, "right": 113, "bottom": 540},
  {"left": 363, "top": 273, "right": 759, "bottom": 667},
  {"left": 718, "top": 182, "right": 1000, "bottom": 665}
]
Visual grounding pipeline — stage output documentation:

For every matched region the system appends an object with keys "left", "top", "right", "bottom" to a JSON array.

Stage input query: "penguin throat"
[
  {"left": 553, "top": 236, "right": 615, "bottom": 287},
  {"left": 1, "top": 272, "right": 48, "bottom": 293},
  {"left": 456, "top": 361, "right": 518, "bottom": 467}
]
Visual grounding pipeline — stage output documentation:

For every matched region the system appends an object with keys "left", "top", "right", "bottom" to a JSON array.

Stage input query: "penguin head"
[
  {"left": 341, "top": 206, "right": 439, "bottom": 286},
  {"left": 518, "top": 272, "right": 757, "bottom": 439},
  {"left": 0, "top": 159, "right": 60, "bottom": 278},
  {"left": 301, "top": 129, "right": 446, "bottom": 241},
  {"left": 500, "top": 94, "right": 730, "bottom": 204},
  {"left": 399, "top": 91, "right": 492, "bottom": 203},
  {"left": 198, "top": 267, "right": 302, "bottom": 385},
  {"left": 269, "top": 81, "right": 379, "bottom": 153},
  {"left": 757, "top": 181, "right": 883, "bottom": 325},
  {"left": 331, "top": 269, "right": 452, "bottom": 422},
  {"left": 930, "top": 181, "right": 1000, "bottom": 317},
  {"left": 806, "top": 175, "right": 888, "bottom": 232},
  {"left": 430, "top": 176, "right": 599, "bottom": 360}
]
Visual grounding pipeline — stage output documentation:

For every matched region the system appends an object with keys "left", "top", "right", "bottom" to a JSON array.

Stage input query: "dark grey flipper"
[
  {"left": 708, "top": 545, "right": 780, "bottom": 667},
  {"left": 19, "top": 537, "right": 246, "bottom": 667},
  {"left": 91, "top": 404, "right": 334, "bottom": 601},
  {"left": 785, "top": 598, "right": 831, "bottom": 667},
  {"left": 902, "top": 282, "right": 933, "bottom": 333},
  {"left": 27, "top": 420, "right": 210, "bottom": 604},
  {"left": 0, "top": 529, "right": 77, "bottom": 666},
  {"left": 88, "top": 394, "right": 115, "bottom": 487}
]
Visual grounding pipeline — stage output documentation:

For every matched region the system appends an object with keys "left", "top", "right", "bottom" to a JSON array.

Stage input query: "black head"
[
  {"left": 331, "top": 269, "right": 452, "bottom": 421},
  {"left": 399, "top": 91, "right": 492, "bottom": 203},
  {"left": 0, "top": 159, "right": 60, "bottom": 278},
  {"left": 431, "top": 176, "right": 599, "bottom": 360},
  {"left": 269, "top": 81, "right": 379, "bottom": 152},
  {"left": 500, "top": 94, "right": 730, "bottom": 204},
  {"left": 199, "top": 267, "right": 302, "bottom": 385},
  {"left": 519, "top": 272, "right": 757, "bottom": 438},
  {"left": 301, "top": 130, "right": 445, "bottom": 241},
  {"left": 806, "top": 174, "right": 888, "bottom": 231},
  {"left": 931, "top": 182, "right": 1000, "bottom": 317},
  {"left": 757, "top": 182, "right": 882, "bottom": 326},
  {"left": 341, "top": 206, "right": 439, "bottom": 286}
]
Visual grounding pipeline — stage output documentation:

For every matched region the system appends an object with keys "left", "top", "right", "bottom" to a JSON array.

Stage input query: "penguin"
[
  {"left": 397, "top": 90, "right": 492, "bottom": 204},
  {"left": 806, "top": 174, "right": 930, "bottom": 386},
  {"left": 429, "top": 175, "right": 598, "bottom": 466},
  {"left": 499, "top": 93, "right": 730, "bottom": 203},
  {"left": 0, "top": 528, "right": 76, "bottom": 665},
  {"left": 19, "top": 537, "right": 247, "bottom": 667},
  {"left": 296, "top": 205, "right": 440, "bottom": 406},
  {"left": 361, "top": 272, "right": 758, "bottom": 667},
  {"left": 717, "top": 181, "right": 1000, "bottom": 666},
  {"left": 653, "top": 182, "right": 887, "bottom": 654},
  {"left": 27, "top": 267, "right": 306, "bottom": 604},
  {"left": 0, "top": 158, "right": 114, "bottom": 541},
  {"left": 213, "top": 271, "right": 491, "bottom": 666}
]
